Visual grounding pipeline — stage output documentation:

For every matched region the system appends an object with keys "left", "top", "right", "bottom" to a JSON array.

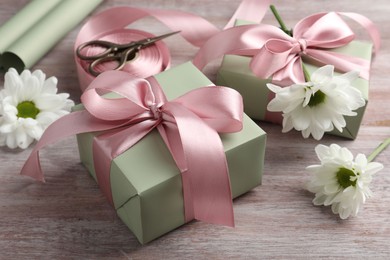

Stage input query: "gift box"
[
  {"left": 75, "top": 62, "right": 266, "bottom": 244},
  {"left": 216, "top": 19, "right": 373, "bottom": 139}
]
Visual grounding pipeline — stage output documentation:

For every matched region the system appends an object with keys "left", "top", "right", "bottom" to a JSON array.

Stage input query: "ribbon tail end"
[
  {"left": 20, "top": 153, "right": 45, "bottom": 183},
  {"left": 203, "top": 213, "right": 235, "bottom": 228},
  {"left": 194, "top": 204, "right": 235, "bottom": 228},
  {"left": 20, "top": 167, "right": 46, "bottom": 183}
]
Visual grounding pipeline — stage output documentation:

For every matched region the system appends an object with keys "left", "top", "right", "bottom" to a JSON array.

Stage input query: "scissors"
[{"left": 76, "top": 31, "right": 180, "bottom": 76}]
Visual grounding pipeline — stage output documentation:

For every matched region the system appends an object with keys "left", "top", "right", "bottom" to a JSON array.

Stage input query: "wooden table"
[{"left": 1, "top": 0, "right": 389, "bottom": 259}]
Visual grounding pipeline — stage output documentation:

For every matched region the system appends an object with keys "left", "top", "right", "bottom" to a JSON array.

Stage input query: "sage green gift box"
[
  {"left": 75, "top": 62, "right": 266, "bottom": 244},
  {"left": 216, "top": 20, "right": 373, "bottom": 139}
]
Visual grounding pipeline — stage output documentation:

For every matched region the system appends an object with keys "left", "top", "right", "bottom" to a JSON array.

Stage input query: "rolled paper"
[
  {"left": 0, "top": 0, "right": 103, "bottom": 72},
  {"left": 0, "top": 0, "right": 61, "bottom": 53}
]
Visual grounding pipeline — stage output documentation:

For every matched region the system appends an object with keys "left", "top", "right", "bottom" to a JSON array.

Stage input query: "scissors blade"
[{"left": 140, "top": 31, "right": 181, "bottom": 47}]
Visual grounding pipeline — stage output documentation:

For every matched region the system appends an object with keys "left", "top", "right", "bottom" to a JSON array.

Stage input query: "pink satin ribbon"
[
  {"left": 75, "top": 0, "right": 271, "bottom": 91},
  {"left": 21, "top": 70, "right": 244, "bottom": 227},
  {"left": 193, "top": 11, "right": 380, "bottom": 83}
]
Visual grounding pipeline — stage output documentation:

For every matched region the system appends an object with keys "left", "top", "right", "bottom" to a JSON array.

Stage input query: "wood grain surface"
[{"left": 1, "top": 0, "right": 390, "bottom": 259}]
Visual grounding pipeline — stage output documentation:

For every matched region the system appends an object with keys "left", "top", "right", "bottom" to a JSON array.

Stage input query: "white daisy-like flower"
[
  {"left": 306, "top": 144, "right": 383, "bottom": 219},
  {"left": 267, "top": 65, "right": 365, "bottom": 140},
  {"left": 0, "top": 68, "right": 74, "bottom": 149}
]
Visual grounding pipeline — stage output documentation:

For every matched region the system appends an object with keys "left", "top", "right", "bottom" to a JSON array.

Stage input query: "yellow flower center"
[
  {"left": 336, "top": 167, "right": 357, "bottom": 189},
  {"left": 17, "top": 101, "right": 40, "bottom": 119},
  {"left": 308, "top": 90, "right": 326, "bottom": 107}
]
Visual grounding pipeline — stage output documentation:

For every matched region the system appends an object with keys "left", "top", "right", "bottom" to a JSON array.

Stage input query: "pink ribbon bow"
[
  {"left": 21, "top": 70, "right": 244, "bottom": 227},
  {"left": 193, "top": 11, "right": 380, "bottom": 83}
]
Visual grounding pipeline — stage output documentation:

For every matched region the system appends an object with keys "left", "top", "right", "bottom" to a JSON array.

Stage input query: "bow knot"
[
  {"left": 298, "top": 39, "right": 307, "bottom": 54},
  {"left": 148, "top": 102, "right": 163, "bottom": 120},
  {"left": 249, "top": 12, "right": 379, "bottom": 82},
  {"left": 193, "top": 11, "right": 379, "bottom": 85}
]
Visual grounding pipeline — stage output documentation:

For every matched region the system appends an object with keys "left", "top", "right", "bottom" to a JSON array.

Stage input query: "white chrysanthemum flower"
[
  {"left": 0, "top": 68, "right": 74, "bottom": 149},
  {"left": 267, "top": 65, "right": 365, "bottom": 140},
  {"left": 306, "top": 144, "right": 383, "bottom": 219}
]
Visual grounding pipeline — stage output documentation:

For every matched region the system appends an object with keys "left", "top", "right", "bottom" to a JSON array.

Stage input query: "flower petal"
[
  {"left": 266, "top": 83, "right": 282, "bottom": 93},
  {"left": 337, "top": 70, "right": 359, "bottom": 83},
  {"left": 34, "top": 94, "right": 64, "bottom": 111},
  {"left": 311, "top": 65, "right": 334, "bottom": 84},
  {"left": 32, "top": 70, "right": 46, "bottom": 86},
  {"left": 20, "top": 70, "right": 32, "bottom": 85},
  {"left": 42, "top": 76, "right": 58, "bottom": 94},
  {"left": 315, "top": 144, "right": 331, "bottom": 161},
  {"left": 21, "top": 74, "right": 42, "bottom": 101},
  {"left": 4, "top": 69, "right": 23, "bottom": 97},
  {"left": 365, "top": 162, "right": 384, "bottom": 175},
  {"left": 0, "top": 123, "right": 16, "bottom": 133},
  {"left": 354, "top": 153, "right": 368, "bottom": 167},
  {"left": 340, "top": 147, "right": 354, "bottom": 162},
  {"left": 310, "top": 125, "right": 325, "bottom": 140},
  {"left": 313, "top": 193, "right": 327, "bottom": 205},
  {"left": 290, "top": 107, "right": 311, "bottom": 130},
  {"left": 339, "top": 207, "right": 352, "bottom": 219},
  {"left": 5, "top": 132, "right": 17, "bottom": 149},
  {"left": 15, "top": 128, "right": 28, "bottom": 149},
  {"left": 324, "top": 183, "right": 340, "bottom": 194}
]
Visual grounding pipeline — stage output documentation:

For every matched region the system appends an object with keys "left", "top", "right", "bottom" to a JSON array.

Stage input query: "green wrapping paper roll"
[
  {"left": 0, "top": 0, "right": 103, "bottom": 72},
  {"left": 0, "top": 0, "right": 61, "bottom": 53}
]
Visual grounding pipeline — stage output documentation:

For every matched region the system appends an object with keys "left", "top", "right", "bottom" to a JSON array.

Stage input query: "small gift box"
[
  {"left": 212, "top": 14, "right": 379, "bottom": 140},
  {"left": 73, "top": 62, "right": 266, "bottom": 243}
]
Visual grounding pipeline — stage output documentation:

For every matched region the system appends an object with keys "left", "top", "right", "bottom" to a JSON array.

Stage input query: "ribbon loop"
[
  {"left": 172, "top": 87, "right": 243, "bottom": 133},
  {"left": 81, "top": 74, "right": 153, "bottom": 121},
  {"left": 250, "top": 38, "right": 298, "bottom": 80},
  {"left": 298, "top": 39, "right": 307, "bottom": 53},
  {"left": 149, "top": 102, "right": 163, "bottom": 120},
  {"left": 294, "top": 12, "right": 355, "bottom": 47}
]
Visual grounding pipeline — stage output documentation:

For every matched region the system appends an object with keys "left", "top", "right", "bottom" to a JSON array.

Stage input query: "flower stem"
[
  {"left": 302, "top": 63, "right": 311, "bottom": 82},
  {"left": 270, "top": 5, "right": 292, "bottom": 36},
  {"left": 367, "top": 137, "right": 390, "bottom": 162}
]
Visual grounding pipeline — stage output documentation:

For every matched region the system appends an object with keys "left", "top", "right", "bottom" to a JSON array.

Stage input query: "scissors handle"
[
  {"left": 76, "top": 40, "right": 131, "bottom": 60},
  {"left": 78, "top": 31, "right": 181, "bottom": 76},
  {"left": 88, "top": 46, "right": 140, "bottom": 76}
]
